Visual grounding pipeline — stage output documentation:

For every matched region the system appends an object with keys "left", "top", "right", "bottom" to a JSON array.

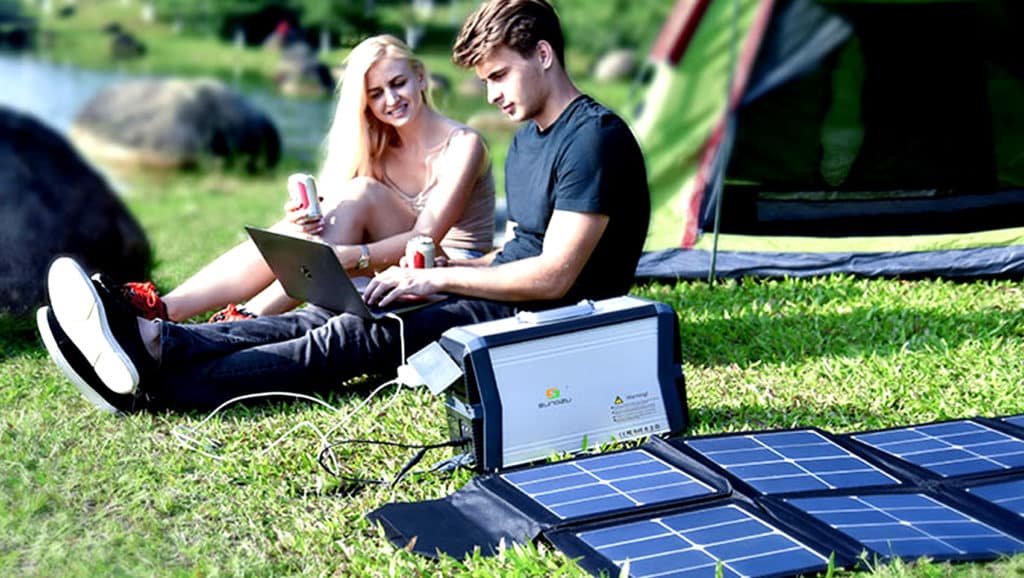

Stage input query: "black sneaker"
[
  {"left": 36, "top": 306, "right": 139, "bottom": 414},
  {"left": 46, "top": 257, "right": 155, "bottom": 395}
]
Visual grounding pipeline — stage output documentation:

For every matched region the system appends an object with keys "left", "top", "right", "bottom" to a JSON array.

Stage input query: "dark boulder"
[
  {"left": 0, "top": 106, "right": 151, "bottom": 315},
  {"left": 274, "top": 42, "right": 334, "bottom": 97},
  {"left": 109, "top": 31, "right": 145, "bottom": 59},
  {"left": 70, "top": 78, "right": 281, "bottom": 172}
]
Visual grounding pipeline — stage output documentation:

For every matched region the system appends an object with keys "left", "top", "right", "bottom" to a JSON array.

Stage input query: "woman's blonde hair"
[{"left": 319, "top": 35, "right": 430, "bottom": 192}]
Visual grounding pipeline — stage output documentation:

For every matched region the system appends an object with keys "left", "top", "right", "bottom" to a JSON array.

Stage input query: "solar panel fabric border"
[
  {"left": 545, "top": 500, "right": 850, "bottom": 578},
  {"left": 671, "top": 428, "right": 906, "bottom": 497}
]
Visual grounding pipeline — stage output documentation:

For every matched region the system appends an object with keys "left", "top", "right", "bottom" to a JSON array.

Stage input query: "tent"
[{"left": 632, "top": 0, "right": 1024, "bottom": 280}]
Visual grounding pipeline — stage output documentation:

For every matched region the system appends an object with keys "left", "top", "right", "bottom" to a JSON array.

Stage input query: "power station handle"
[{"left": 515, "top": 300, "right": 596, "bottom": 325}]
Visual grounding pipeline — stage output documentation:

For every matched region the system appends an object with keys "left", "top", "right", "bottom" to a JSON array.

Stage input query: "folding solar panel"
[
  {"left": 683, "top": 429, "right": 901, "bottom": 495},
  {"left": 786, "top": 493, "right": 1024, "bottom": 561},
  {"left": 552, "top": 503, "right": 832, "bottom": 578},
  {"left": 967, "top": 478, "right": 1024, "bottom": 518},
  {"left": 851, "top": 420, "right": 1024, "bottom": 478},
  {"left": 500, "top": 449, "right": 716, "bottom": 520}
]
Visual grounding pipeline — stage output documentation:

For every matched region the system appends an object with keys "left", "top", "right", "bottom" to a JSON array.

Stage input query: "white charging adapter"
[{"left": 396, "top": 363, "right": 425, "bottom": 388}]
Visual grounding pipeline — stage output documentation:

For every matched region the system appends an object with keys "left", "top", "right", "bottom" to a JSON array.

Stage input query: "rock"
[
  {"left": 593, "top": 49, "right": 637, "bottom": 82},
  {"left": 275, "top": 43, "right": 334, "bottom": 98},
  {"left": 110, "top": 31, "right": 145, "bottom": 59},
  {"left": 70, "top": 78, "right": 281, "bottom": 171},
  {"left": 0, "top": 106, "right": 151, "bottom": 315},
  {"left": 466, "top": 110, "right": 518, "bottom": 134}
]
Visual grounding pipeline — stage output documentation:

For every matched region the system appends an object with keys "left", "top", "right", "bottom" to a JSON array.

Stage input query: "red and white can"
[
  {"left": 405, "top": 235, "right": 435, "bottom": 269},
  {"left": 287, "top": 173, "right": 322, "bottom": 220}
]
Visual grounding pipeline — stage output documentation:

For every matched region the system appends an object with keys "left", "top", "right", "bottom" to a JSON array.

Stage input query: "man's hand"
[{"left": 364, "top": 267, "right": 442, "bottom": 307}]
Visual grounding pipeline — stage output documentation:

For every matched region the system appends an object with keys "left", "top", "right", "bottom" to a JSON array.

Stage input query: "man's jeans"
[{"left": 149, "top": 297, "right": 517, "bottom": 410}]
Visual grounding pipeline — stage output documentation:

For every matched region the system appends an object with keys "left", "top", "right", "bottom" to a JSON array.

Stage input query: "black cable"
[{"left": 317, "top": 436, "right": 473, "bottom": 487}]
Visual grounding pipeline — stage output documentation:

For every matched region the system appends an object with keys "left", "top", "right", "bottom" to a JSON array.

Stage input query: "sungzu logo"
[{"left": 538, "top": 387, "right": 572, "bottom": 409}]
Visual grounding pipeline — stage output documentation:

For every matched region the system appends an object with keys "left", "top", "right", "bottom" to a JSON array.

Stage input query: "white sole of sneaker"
[
  {"left": 36, "top": 307, "right": 121, "bottom": 415},
  {"left": 47, "top": 257, "right": 139, "bottom": 394}
]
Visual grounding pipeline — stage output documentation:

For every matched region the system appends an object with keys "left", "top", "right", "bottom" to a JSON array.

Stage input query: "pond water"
[{"left": 0, "top": 52, "right": 335, "bottom": 164}]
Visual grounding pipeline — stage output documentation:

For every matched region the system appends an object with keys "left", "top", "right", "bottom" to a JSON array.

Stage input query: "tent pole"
[
  {"left": 709, "top": 0, "right": 741, "bottom": 284},
  {"left": 709, "top": 166, "right": 724, "bottom": 283}
]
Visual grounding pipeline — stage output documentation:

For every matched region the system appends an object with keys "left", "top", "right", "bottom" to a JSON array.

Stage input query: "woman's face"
[{"left": 364, "top": 57, "right": 425, "bottom": 128}]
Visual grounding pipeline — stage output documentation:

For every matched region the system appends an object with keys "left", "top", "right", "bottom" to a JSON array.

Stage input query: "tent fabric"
[
  {"left": 637, "top": 245, "right": 1024, "bottom": 280},
  {"left": 633, "top": 0, "right": 1024, "bottom": 279}
]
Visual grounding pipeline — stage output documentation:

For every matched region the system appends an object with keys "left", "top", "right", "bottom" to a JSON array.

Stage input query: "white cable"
[
  {"left": 383, "top": 312, "right": 406, "bottom": 365},
  {"left": 172, "top": 313, "right": 414, "bottom": 468},
  {"left": 320, "top": 378, "right": 400, "bottom": 441}
]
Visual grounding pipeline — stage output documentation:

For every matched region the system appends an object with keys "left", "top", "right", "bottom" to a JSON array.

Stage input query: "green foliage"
[
  {"left": 555, "top": 0, "right": 673, "bottom": 57},
  {"left": 294, "top": 0, "right": 377, "bottom": 46},
  {"left": 0, "top": 0, "right": 25, "bottom": 20}
]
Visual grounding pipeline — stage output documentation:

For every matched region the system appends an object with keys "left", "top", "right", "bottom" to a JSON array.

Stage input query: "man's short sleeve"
[{"left": 552, "top": 117, "right": 630, "bottom": 214}]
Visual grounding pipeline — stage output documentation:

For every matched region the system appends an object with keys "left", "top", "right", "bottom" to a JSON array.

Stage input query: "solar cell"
[
  {"left": 787, "top": 493, "right": 1024, "bottom": 560},
  {"left": 967, "top": 478, "right": 1024, "bottom": 518},
  {"left": 684, "top": 429, "right": 900, "bottom": 494},
  {"left": 576, "top": 504, "right": 829, "bottom": 578},
  {"left": 501, "top": 449, "right": 715, "bottom": 520},
  {"left": 1002, "top": 415, "right": 1024, "bottom": 430},
  {"left": 852, "top": 421, "right": 1024, "bottom": 478}
]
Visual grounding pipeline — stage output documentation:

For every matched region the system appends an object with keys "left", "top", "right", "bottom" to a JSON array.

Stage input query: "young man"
[{"left": 38, "top": 0, "right": 651, "bottom": 413}]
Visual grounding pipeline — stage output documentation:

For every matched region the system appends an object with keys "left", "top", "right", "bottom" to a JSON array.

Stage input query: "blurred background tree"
[
  {"left": 555, "top": 0, "right": 672, "bottom": 68},
  {"left": 148, "top": 0, "right": 378, "bottom": 49},
  {"left": 141, "top": 0, "right": 671, "bottom": 66}
]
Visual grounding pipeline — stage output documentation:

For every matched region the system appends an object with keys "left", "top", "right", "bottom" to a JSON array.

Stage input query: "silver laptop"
[{"left": 245, "top": 226, "right": 444, "bottom": 319}]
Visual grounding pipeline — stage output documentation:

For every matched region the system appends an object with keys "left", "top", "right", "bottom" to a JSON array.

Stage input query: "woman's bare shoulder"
[{"left": 436, "top": 119, "right": 487, "bottom": 158}]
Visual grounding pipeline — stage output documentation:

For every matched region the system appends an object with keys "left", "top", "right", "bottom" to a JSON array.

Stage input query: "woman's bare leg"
[
  {"left": 236, "top": 279, "right": 301, "bottom": 317},
  {"left": 242, "top": 178, "right": 417, "bottom": 316},
  {"left": 160, "top": 240, "right": 274, "bottom": 321},
  {"left": 322, "top": 177, "right": 418, "bottom": 245},
  {"left": 160, "top": 219, "right": 299, "bottom": 321}
]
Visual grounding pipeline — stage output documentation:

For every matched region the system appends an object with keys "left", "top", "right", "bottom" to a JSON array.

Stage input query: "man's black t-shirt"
[{"left": 493, "top": 95, "right": 650, "bottom": 303}]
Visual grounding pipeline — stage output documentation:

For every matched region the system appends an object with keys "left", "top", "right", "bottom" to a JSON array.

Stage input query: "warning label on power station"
[{"left": 610, "top": 391, "right": 659, "bottom": 423}]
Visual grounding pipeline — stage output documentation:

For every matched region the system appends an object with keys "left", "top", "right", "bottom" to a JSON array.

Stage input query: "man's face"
[{"left": 473, "top": 46, "right": 547, "bottom": 124}]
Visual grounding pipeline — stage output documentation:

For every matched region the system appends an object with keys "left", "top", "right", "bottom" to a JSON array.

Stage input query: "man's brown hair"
[{"left": 452, "top": 0, "right": 565, "bottom": 69}]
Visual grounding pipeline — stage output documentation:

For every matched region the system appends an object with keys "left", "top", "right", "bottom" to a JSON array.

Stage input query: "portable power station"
[{"left": 414, "top": 296, "right": 688, "bottom": 471}]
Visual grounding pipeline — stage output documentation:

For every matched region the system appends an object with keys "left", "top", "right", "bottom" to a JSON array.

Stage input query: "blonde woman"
[{"left": 118, "top": 35, "right": 495, "bottom": 322}]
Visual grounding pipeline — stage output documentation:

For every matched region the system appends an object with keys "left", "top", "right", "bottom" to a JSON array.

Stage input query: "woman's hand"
[
  {"left": 283, "top": 198, "right": 324, "bottom": 236},
  {"left": 398, "top": 254, "right": 449, "bottom": 268}
]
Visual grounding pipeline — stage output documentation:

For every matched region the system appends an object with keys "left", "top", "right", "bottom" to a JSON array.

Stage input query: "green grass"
[
  {"left": 5, "top": 2, "right": 1024, "bottom": 576},
  {"left": 4, "top": 170, "right": 1024, "bottom": 576}
]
